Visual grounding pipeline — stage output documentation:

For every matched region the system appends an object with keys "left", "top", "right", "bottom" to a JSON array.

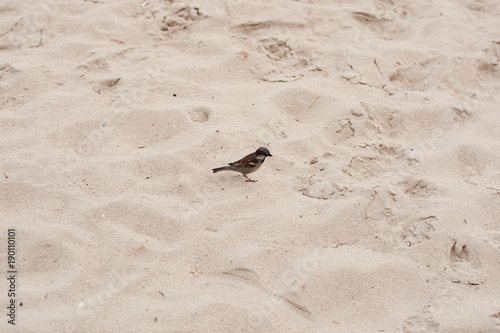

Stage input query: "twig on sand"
[
  {"left": 309, "top": 95, "right": 320, "bottom": 108},
  {"left": 374, "top": 58, "right": 382, "bottom": 75},
  {"left": 134, "top": 240, "right": 149, "bottom": 253}
]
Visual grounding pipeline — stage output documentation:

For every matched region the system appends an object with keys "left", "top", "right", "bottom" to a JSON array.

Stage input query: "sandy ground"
[{"left": 1, "top": 0, "right": 500, "bottom": 332}]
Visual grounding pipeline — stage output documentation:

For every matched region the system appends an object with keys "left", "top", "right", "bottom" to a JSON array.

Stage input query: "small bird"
[{"left": 212, "top": 147, "right": 273, "bottom": 182}]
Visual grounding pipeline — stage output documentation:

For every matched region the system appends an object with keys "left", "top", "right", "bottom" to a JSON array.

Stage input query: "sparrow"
[{"left": 212, "top": 147, "right": 273, "bottom": 182}]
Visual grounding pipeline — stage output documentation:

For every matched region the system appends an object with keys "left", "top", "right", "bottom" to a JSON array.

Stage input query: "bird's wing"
[{"left": 229, "top": 153, "right": 258, "bottom": 167}]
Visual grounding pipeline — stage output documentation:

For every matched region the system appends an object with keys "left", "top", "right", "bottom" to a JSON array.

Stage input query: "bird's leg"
[{"left": 244, "top": 175, "right": 256, "bottom": 182}]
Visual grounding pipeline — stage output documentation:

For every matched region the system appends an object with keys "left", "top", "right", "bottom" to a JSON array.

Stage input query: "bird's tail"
[{"left": 212, "top": 166, "right": 229, "bottom": 173}]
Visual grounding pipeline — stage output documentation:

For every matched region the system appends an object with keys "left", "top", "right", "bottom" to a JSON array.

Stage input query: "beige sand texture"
[{"left": 1, "top": 0, "right": 500, "bottom": 331}]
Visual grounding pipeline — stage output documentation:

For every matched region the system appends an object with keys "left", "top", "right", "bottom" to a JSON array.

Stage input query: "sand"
[{"left": 1, "top": 0, "right": 500, "bottom": 331}]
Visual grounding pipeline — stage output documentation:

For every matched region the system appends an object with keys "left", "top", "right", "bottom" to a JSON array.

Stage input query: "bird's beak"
[{"left": 268, "top": 153, "right": 273, "bottom": 157}]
